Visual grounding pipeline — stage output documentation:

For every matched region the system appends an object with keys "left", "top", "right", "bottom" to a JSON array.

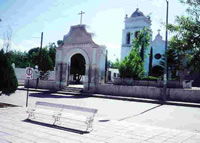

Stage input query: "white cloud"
[
  {"left": 106, "top": 43, "right": 121, "bottom": 62},
  {"left": 11, "top": 40, "right": 39, "bottom": 52},
  {"left": 0, "top": 38, "right": 40, "bottom": 52},
  {"left": 0, "top": 39, "right": 3, "bottom": 49}
]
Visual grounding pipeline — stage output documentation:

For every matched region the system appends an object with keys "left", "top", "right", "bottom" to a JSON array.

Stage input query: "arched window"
[{"left": 126, "top": 32, "right": 130, "bottom": 44}]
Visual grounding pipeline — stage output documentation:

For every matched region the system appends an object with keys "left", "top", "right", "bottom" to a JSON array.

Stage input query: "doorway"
[{"left": 68, "top": 53, "right": 86, "bottom": 89}]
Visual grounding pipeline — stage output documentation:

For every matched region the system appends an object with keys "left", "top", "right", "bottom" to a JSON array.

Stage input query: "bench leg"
[
  {"left": 27, "top": 112, "right": 35, "bottom": 120},
  {"left": 53, "top": 115, "right": 61, "bottom": 125},
  {"left": 86, "top": 119, "right": 94, "bottom": 132}
]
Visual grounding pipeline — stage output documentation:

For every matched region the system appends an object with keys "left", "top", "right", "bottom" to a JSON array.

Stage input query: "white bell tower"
[{"left": 121, "top": 8, "right": 152, "bottom": 74}]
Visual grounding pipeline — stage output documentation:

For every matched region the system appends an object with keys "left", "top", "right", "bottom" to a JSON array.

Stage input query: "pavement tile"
[
  {"left": 183, "top": 138, "right": 200, "bottom": 143},
  {"left": 0, "top": 107, "right": 200, "bottom": 143}
]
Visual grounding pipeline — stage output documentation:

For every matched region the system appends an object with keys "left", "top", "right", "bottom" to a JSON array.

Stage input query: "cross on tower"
[
  {"left": 158, "top": 29, "right": 161, "bottom": 34},
  {"left": 78, "top": 11, "right": 85, "bottom": 25}
]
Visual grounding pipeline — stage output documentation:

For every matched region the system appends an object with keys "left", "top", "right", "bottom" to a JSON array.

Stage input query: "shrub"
[
  {"left": 142, "top": 76, "right": 160, "bottom": 81},
  {"left": 0, "top": 50, "right": 18, "bottom": 95}
]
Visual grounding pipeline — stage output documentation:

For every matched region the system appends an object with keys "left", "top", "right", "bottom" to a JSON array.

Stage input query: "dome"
[{"left": 131, "top": 8, "right": 144, "bottom": 17}]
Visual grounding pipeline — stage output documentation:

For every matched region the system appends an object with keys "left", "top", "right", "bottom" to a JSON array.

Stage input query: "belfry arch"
[{"left": 55, "top": 25, "right": 106, "bottom": 91}]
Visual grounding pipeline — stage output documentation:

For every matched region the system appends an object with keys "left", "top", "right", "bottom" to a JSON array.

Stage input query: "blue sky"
[{"left": 0, "top": 0, "right": 187, "bottom": 61}]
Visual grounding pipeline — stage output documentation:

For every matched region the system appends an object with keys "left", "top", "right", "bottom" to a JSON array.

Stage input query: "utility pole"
[
  {"left": 39, "top": 32, "right": 43, "bottom": 70},
  {"left": 36, "top": 32, "right": 43, "bottom": 89},
  {"left": 163, "top": 0, "right": 169, "bottom": 102}
]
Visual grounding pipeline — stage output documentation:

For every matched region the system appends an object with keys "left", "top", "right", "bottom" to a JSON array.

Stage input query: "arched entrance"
[
  {"left": 69, "top": 54, "right": 86, "bottom": 86},
  {"left": 64, "top": 48, "right": 90, "bottom": 91},
  {"left": 151, "top": 66, "right": 164, "bottom": 78},
  {"left": 55, "top": 25, "right": 106, "bottom": 92}
]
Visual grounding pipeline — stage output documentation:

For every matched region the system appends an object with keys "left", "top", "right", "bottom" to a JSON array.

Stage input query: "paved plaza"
[{"left": 0, "top": 87, "right": 200, "bottom": 142}]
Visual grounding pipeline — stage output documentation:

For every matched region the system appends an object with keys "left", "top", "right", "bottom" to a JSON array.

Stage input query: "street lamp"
[{"left": 163, "top": 0, "right": 169, "bottom": 102}]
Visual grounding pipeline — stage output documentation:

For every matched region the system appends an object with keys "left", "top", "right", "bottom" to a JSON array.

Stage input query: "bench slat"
[
  {"left": 36, "top": 101, "right": 63, "bottom": 108},
  {"left": 36, "top": 101, "right": 98, "bottom": 114},
  {"left": 62, "top": 104, "right": 97, "bottom": 114}
]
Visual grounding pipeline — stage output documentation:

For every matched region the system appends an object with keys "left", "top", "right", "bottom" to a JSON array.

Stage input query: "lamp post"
[{"left": 163, "top": 0, "right": 169, "bottom": 102}]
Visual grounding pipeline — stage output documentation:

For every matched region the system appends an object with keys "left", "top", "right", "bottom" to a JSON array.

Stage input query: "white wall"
[
  {"left": 13, "top": 67, "right": 56, "bottom": 81},
  {"left": 14, "top": 68, "right": 26, "bottom": 80},
  {"left": 108, "top": 68, "right": 119, "bottom": 81}
]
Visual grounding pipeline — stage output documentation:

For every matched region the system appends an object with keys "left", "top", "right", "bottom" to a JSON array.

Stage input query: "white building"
[{"left": 121, "top": 8, "right": 166, "bottom": 76}]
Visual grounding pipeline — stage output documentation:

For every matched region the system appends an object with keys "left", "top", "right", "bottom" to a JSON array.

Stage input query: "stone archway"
[
  {"left": 64, "top": 48, "right": 90, "bottom": 91},
  {"left": 55, "top": 25, "right": 106, "bottom": 92}
]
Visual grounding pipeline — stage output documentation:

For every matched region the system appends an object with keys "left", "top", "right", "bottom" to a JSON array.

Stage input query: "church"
[{"left": 121, "top": 8, "right": 166, "bottom": 76}]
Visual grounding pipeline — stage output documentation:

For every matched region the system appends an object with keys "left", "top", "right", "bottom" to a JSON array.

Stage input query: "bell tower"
[{"left": 121, "top": 8, "right": 152, "bottom": 74}]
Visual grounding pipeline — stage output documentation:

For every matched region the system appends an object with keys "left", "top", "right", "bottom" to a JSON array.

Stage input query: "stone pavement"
[{"left": 0, "top": 107, "right": 200, "bottom": 143}]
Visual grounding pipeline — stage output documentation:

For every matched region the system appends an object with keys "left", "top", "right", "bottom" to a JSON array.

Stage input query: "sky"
[{"left": 0, "top": 0, "right": 187, "bottom": 61}]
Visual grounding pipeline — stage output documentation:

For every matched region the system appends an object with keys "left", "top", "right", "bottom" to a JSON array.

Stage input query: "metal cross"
[
  {"left": 158, "top": 29, "right": 161, "bottom": 34},
  {"left": 78, "top": 11, "right": 85, "bottom": 25}
]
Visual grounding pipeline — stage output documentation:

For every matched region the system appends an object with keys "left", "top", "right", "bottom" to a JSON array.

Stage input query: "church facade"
[{"left": 121, "top": 8, "right": 166, "bottom": 76}]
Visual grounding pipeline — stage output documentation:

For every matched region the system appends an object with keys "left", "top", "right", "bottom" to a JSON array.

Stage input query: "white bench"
[{"left": 26, "top": 101, "right": 98, "bottom": 132}]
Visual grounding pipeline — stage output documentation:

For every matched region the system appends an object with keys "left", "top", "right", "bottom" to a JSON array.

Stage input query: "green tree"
[
  {"left": 57, "top": 40, "right": 63, "bottom": 46},
  {"left": 159, "top": 46, "right": 180, "bottom": 79},
  {"left": 119, "top": 47, "right": 144, "bottom": 79},
  {"left": 119, "top": 27, "right": 150, "bottom": 79},
  {"left": 0, "top": 50, "right": 18, "bottom": 95},
  {"left": 48, "top": 43, "right": 56, "bottom": 67},
  {"left": 108, "top": 59, "right": 120, "bottom": 69},
  {"left": 148, "top": 47, "right": 153, "bottom": 76},
  {"left": 167, "top": 0, "right": 200, "bottom": 73},
  {"left": 28, "top": 47, "right": 54, "bottom": 75},
  {"left": 7, "top": 50, "right": 30, "bottom": 68}
]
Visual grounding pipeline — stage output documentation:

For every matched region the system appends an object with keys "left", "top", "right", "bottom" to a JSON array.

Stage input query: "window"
[
  {"left": 135, "top": 31, "right": 140, "bottom": 38},
  {"left": 154, "top": 53, "right": 162, "bottom": 59},
  {"left": 126, "top": 32, "right": 130, "bottom": 44}
]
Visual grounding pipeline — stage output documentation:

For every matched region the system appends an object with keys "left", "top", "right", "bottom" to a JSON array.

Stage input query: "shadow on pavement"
[
  {"left": 29, "top": 93, "right": 90, "bottom": 99},
  {"left": 18, "top": 87, "right": 200, "bottom": 109},
  {"left": 23, "top": 119, "right": 89, "bottom": 134},
  {"left": 118, "top": 104, "right": 163, "bottom": 121}
]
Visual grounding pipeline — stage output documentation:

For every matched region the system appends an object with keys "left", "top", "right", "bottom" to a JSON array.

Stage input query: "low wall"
[
  {"left": 113, "top": 78, "right": 183, "bottom": 88},
  {"left": 25, "top": 79, "right": 56, "bottom": 89},
  {"left": 95, "top": 84, "right": 200, "bottom": 103},
  {"left": 14, "top": 68, "right": 26, "bottom": 80},
  {"left": 14, "top": 67, "right": 55, "bottom": 81}
]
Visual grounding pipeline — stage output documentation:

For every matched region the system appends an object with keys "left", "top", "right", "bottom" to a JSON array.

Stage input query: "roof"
[
  {"left": 131, "top": 8, "right": 144, "bottom": 18},
  {"left": 63, "top": 25, "right": 96, "bottom": 45}
]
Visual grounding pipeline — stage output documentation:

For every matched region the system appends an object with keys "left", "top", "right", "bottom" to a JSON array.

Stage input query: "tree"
[
  {"left": 148, "top": 47, "right": 153, "bottom": 76},
  {"left": 40, "top": 48, "right": 54, "bottom": 73},
  {"left": 57, "top": 40, "right": 63, "bottom": 46},
  {"left": 0, "top": 50, "right": 18, "bottom": 95},
  {"left": 48, "top": 43, "right": 56, "bottom": 67},
  {"left": 119, "top": 47, "right": 145, "bottom": 79},
  {"left": 7, "top": 50, "right": 30, "bottom": 68},
  {"left": 159, "top": 46, "right": 179, "bottom": 79},
  {"left": 28, "top": 47, "right": 54, "bottom": 78},
  {"left": 119, "top": 27, "right": 150, "bottom": 79},
  {"left": 108, "top": 59, "right": 120, "bottom": 69},
  {"left": 167, "top": 0, "right": 200, "bottom": 73}
]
